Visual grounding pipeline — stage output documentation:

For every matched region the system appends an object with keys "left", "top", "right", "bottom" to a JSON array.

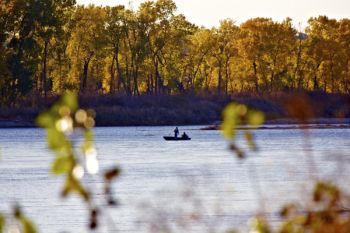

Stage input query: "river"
[{"left": 0, "top": 126, "right": 349, "bottom": 232}]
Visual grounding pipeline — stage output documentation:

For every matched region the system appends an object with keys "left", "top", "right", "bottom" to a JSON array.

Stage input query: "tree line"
[{"left": 1, "top": 0, "right": 350, "bottom": 104}]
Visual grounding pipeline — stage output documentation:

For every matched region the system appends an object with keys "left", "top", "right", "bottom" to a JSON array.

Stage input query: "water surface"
[{"left": 0, "top": 126, "right": 349, "bottom": 232}]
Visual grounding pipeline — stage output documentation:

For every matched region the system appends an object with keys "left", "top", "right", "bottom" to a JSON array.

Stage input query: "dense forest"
[{"left": 1, "top": 0, "right": 350, "bottom": 105}]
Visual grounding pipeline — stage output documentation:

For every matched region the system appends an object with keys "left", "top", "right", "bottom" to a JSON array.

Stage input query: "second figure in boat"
[{"left": 181, "top": 132, "right": 189, "bottom": 139}]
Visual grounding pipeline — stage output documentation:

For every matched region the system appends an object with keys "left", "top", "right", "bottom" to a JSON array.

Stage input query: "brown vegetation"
[{"left": 0, "top": 91, "right": 349, "bottom": 127}]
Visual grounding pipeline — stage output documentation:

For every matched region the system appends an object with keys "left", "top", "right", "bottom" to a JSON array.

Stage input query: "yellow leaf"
[
  {"left": 13, "top": 207, "right": 37, "bottom": 233},
  {"left": 0, "top": 213, "right": 4, "bottom": 233},
  {"left": 62, "top": 91, "right": 78, "bottom": 111},
  {"left": 51, "top": 156, "right": 74, "bottom": 175},
  {"left": 221, "top": 103, "right": 240, "bottom": 139},
  {"left": 63, "top": 176, "right": 90, "bottom": 202},
  {"left": 36, "top": 112, "right": 54, "bottom": 128},
  {"left": 20, "top": 217, "right": 37, "bottom": 233},
  {"left": 47, "top": 129, "right": 67, "bottom": 150},
  {"left": 248, "top": 110, "right": 264, "bottom": 127}
]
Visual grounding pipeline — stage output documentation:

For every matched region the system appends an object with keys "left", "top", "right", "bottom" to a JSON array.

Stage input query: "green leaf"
[
  {"left": 84, "top": 130, "right": 94, "bottom": 142},
  {"left": 63, "top": 176, "right": 90, "bottom": 202},
  {"left": 36, "top": 112, "right": 55, "bottom": 128},
  {"left": 62, "top": 92, "right": 78, "bottom": 111},
  {"left": 47, "top": 129, "right": 67, "bottom": 150},
  {"left": 82, "top": 130, "right": 95, "bottom": 153},
  {"left": 51, "top": 156, "right": 73, "bottom": 175}
]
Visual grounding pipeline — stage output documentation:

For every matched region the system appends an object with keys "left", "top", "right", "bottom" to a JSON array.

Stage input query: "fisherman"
[
  {"left": 174, "top": 127, "right": 179, "bottom": 138},
  {"left": 181, "top": 132, "right": 188, "bottom": 139}
]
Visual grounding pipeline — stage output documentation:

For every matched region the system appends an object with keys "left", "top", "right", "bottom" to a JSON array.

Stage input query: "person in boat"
[
  {"left": 174, "top": 127, "right": 179, "bottom": 138},
  {"left": 181, "top": 132, "right": 189, "bottom": 139}
]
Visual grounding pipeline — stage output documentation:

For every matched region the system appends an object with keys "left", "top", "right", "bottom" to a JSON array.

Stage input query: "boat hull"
[{"left": 163, "top": 136, "right": 191, "bottom": 141}]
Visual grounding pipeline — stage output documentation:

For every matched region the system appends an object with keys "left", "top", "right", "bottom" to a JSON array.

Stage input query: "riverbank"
[
  {"left": 0, "top": 91, "right": 349, "bottom": 128},
  {"left": 201, "top": 118, "right": 350, "bottom": 130}
]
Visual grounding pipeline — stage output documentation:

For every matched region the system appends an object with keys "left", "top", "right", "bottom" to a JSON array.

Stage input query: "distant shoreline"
[
  {"left": 200, "top": 118, "right": 350, "bottom": 130},
  {"left": 0, "top": 118, "right": 349, "bottom": 129},
  {"left": 0, "top": 120, "right": 35, "bottom": 128},
  {"left": 0, "top": 92, "right": 349, "bottom": 129}
]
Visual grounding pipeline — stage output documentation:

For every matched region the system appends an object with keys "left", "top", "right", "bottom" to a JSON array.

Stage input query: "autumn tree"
[
  {"left": 105, "top": 5, "right": 127, "bottom": 93},
  {"left": 36, "top": 0, "right": 75, "bottom": 98},
  {"left": 2, "top": 0, "right": 350, "bottom": 104},
  {"left": 67, "top": 5, "right": 107, "bottom": 93}
]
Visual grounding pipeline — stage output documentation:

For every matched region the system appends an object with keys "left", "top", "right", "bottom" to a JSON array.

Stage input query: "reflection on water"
[{"left": 0, "top": 126, "right": 349, "bottom": 232}]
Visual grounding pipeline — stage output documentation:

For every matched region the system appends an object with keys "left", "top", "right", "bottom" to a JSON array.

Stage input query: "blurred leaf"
[
  {"left": 84, "top": 130, "right": 94, "bottom": 142},
  {"left": 51, "top": 156, "right": 73, "bottom": 175},
  {"left": 229, "top": 143, "right": 245, "bottom": 159},
  {"left": 63, "top": 176, "right": 90, "bottom": 201},
  {"left": 36, "top": 112, "right": 55, "bottom": 128},
  {"left": 222, "top": 103, "right": 264, "bottom": 159},
  {"left": 14, "top": 205, "right": 21, "bottom": 218},
  {"left": 107, "top": 197, "right": 118, "bottom": 206},
  {"left": 62, "top": 91, "right": 78, "bottom": 111},
  {"left": 14, "top": 206, "right": 37, "bottom": 233},
  {"left": 0, "top": 213, "right": 4, "bottom": 233},
  {"left": 47, "top": 129, "right": 67, "bottom": 150},
  {"left": 36, "top": 92, "right": 102, "bottom": 215},
  {"left": 104, "top": 167, "right": 121, "bottom": 181},
  {"left": 221, "top": 103, "right": 239, "bottom": 139},
  {"left": 244, "top": 131, "right": 257, "bottom": 151},
  {"left": 248, "top": 110, "right": 264, "bottom": 127},
  {"left": 82, "top": 130, "right": 94, "bottom": 153},
  {"left": 313, "top": 181, "right": 340, "bottom": 205},
  {"left": 226, "top": 230, "right": 238, "bottom": 233},
  {"left": 280, "top": 204, "right": 297, "bottom": 217},
  {"left": 89, "top": 208, "right": 99, "bottom": 229},
  {"left": 250, "top": 217, "right": 271, "bottom": 233},
  {"left": 20, "top": 217, "right": 37, "bottom": 233}
]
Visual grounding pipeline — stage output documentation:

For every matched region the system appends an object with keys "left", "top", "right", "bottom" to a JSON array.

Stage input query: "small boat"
[{"left": 163, "top": 136, "right": 191, "bottom": 141}]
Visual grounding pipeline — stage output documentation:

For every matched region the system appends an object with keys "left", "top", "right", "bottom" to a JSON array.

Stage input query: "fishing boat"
[{"left": 163, "top": 135, "right": 191, "bottom": 141}]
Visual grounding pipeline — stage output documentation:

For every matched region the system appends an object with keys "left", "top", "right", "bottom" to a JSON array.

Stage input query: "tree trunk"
[
  {"left": 58, "top": 52, "right": 63, "bottom": 92},
  {"left": 225, "top": 58, "right": 229, "bottom": 96},
  {"left": 109, "top": 55, "right": 116, "bottom": 93},
  {"left": 330, "top": 61, "right": 335, "bottom": 93},
  {"left": 294, "top": 38, "right": 302, "bottom": 89},
  {"left": 81, "top": 61, "right": 89, "bottom": 93},
  {"left": 270, "top": 72, "right": 275, "bottom": 92},
  {"left": 343, "top": 59, "right": 349, "bottom": 93},
  {"left": 253, "top": 61, "right": 259, "bottom": 93},
  {"left": 217, "top": 61, "right": 222, "bottom": 96},
  {"left": 43, "top": 40, "right": 48, "bottom": 99},
  {"left": 133, "top": 66, "right": 140, "bottom": 96},
  {"left": 115, "top": 51, "right": 124, "bottom": 93},
  {"left": 297, "top": 73, "right": 304, "bottom": 90},
  {"left": 124, "top": 53, "right": 131, "bottom": 95},
  {"left": 81, "top": 53, "right": 93, "bottom": 93},
  {"left": 154, "top": 58, "right": 160, "bottom": 94},
  {"left": 313, "top": 63, "right": 320, "bottom": 90}
]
